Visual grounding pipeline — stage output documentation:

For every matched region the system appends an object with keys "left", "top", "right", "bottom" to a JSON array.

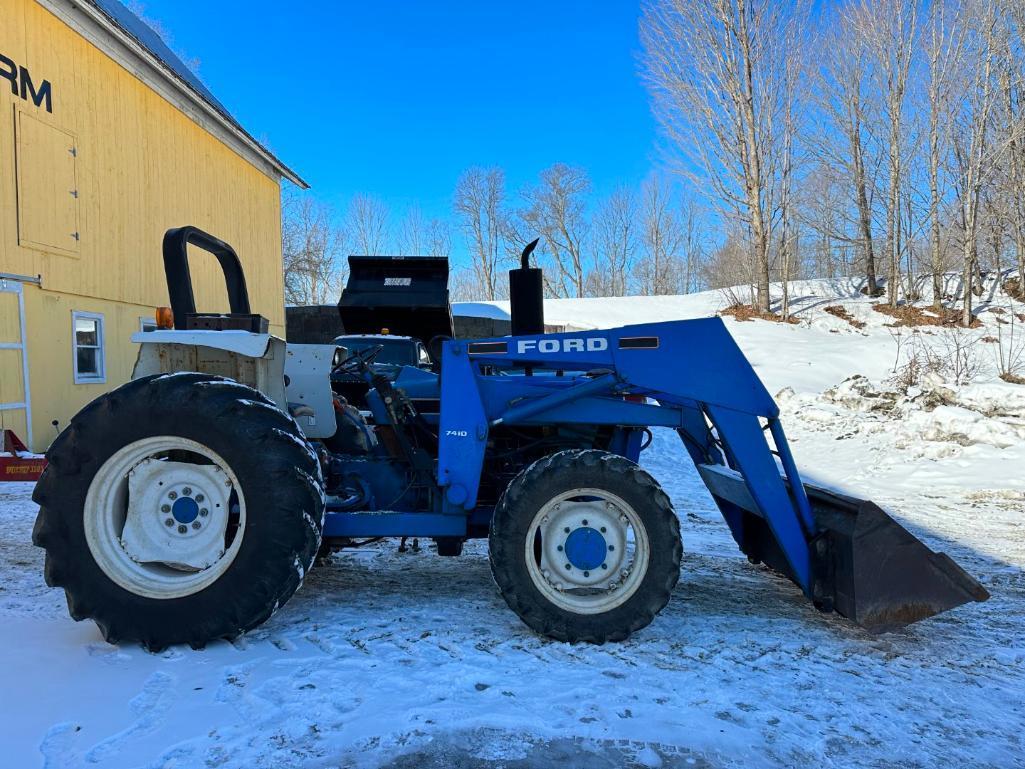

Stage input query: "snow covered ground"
[{"left": 3, "top": 277, "right": 1025, "bottom": 768}]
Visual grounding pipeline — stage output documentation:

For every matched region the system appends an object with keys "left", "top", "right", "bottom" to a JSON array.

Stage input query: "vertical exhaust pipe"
[{"left": 509, "top": 238, "right": 544, "bottom": 336}]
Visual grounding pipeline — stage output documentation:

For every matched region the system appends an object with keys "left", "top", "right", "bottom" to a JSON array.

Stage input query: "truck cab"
[{"left": 333, "top": 333, "right": 432, "bottom": 369}]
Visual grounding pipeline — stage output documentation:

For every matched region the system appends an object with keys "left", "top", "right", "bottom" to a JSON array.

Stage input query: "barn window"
[{"left": 72, "top": 311, "right": 105, "bottom": 384}]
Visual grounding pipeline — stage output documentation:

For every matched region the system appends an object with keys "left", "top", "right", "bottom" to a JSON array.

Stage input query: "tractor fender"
[{"left": 131, "top": 330, "right": 288, "bottom": 413}]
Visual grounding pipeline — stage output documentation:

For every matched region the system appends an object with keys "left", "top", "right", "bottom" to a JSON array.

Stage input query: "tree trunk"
[
  {"left": 929, "top": 113, "right": 944, "bottom": 307},
  {"left": 962, "top": 213, "right": 975, "bottom": 327},
  {"left": 852, "top": 138, "right": 879, "bottom": 296},
  {"left": 736, "top": 2, "right": 771, "bottom": 313},
  {"left": 887, "top": 137, "right": 902, "bottom": 306}
]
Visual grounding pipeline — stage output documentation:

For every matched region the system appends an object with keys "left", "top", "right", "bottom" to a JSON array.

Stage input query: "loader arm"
[{"left": 438, "top": 318, "right": 988, "bottom": 632}]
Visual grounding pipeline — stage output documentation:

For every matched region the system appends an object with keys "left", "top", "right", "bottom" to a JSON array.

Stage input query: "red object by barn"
[{"left": 0, "top": 430, "right": 46, "bottom": 482}]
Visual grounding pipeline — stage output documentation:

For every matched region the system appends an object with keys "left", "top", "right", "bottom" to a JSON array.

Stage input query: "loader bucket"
[
  {"left": 807, "top": 484, "right": 989, "bottom": 632},
  {"left": 698, "top": 465, "right": 989, "bottom": 632}
]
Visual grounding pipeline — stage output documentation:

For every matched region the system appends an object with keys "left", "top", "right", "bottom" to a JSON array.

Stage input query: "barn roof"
[{"left": 77, "top": 0, "right": 308, "bottom": 188}]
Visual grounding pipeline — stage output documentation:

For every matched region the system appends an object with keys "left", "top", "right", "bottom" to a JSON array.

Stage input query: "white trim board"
[{"left": 0, "top": 281, "right": 33, "bottom": 446}]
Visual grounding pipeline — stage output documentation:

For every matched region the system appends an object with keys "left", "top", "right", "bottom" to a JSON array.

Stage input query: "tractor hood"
[{"left": 338, "top": 255, "right": 454, "bottom": 344}]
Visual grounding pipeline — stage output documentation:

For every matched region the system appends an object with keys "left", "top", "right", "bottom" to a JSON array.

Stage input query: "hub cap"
[
  {"left": 84, "top": 436, "right": 246, "bottom": 600},
  {"left": 563, "top": 527, "right": 607, "bottom": 571},
  {"left": 525, "top": 488, "right": 649, "bottom": 614}
]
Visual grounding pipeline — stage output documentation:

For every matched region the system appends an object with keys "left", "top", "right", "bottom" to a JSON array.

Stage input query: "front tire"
[
  {"left": 489, "top": 449, "right": 681, "bottom": 643},
  {"left": 32, "top": 374, "right": 324, "bottom": 651}
]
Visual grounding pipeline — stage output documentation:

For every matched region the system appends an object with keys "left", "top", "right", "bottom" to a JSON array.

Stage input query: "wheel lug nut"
[
  {"left": 600, "top": 527, "right": 606, "bottom": 533},
  {"left": 183, "top": 487, "right": 192, "bottom": 496},
  {"left": 164, "top": 518, "right": 174, "bottom": 527},
  {"left": 565, "top": 563, "right": 572, "bottom": 570},
  {"left": 602, "top": 564, "right": 608, "bottom": 569},
  {"left": 583, "top": 571, "right": 590, "bottom": 577},
  {"left": 161, "top": 504, "right": 170, "bottom": 513},
  {"left": 200, "top": 508, "right": 208, "bottom": 517},
  {"left": 609, "top": 545, "right": 615, "bottom": 551},
  {"left": 582, "top": 519, "right": 588, "bottom": 526},
  {"left": 168, "top": 491, "right": 177, "bottom": 500},
  {"left": 196, "top": 494, "right": 204, "bottom": 503},
  {"left": 557, "top": 545, "right": 563, "bottom": 552},
  {"left": 192, "top": 521, "right": 201, "bottom": 530},
  {"left": 564, "top": 527, "right": 570, "bottom": 533},
  {"left": 177, "top": 525, "right": 187, "bottom": 534}
]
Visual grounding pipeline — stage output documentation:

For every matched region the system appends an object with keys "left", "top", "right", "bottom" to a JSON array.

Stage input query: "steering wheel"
[{"left": 334, "top": 344, "right": 383, "bottom": 374}]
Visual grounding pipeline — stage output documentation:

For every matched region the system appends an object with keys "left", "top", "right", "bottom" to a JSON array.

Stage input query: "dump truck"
[
  {"left": 330, "top": 254, "right": 447, "bottom": 411},
  {"left": 31, "top": 227, "right": 988, "bottom": 650}
]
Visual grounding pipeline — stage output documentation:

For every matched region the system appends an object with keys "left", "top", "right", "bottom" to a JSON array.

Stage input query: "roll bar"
[{"left": 162, "top": 226, "right": 252, "bottom": 330}]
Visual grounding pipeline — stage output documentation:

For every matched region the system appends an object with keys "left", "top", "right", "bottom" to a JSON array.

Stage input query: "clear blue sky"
[{"left": 138, "top": 0, "right": 662, "bottom": 234}]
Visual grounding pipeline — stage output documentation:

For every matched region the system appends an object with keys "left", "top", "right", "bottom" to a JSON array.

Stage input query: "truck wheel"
[
  {"left": 489, "top": 449, "right": 681, "bottom": 643},
  {"left": 32, "top": 374, "right": 324, "bottom": 651}
]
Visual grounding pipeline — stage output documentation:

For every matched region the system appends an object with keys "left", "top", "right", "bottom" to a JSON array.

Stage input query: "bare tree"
[
  {"left": 398, "top": 205, "right": 451, "bottom": 256},
  {"left": 633, "top": 177, "right": 685, "bottom": 295},
  {"left": 776, "top": 19, "right": 805, "bottom": 320},
  {"left": 642, "top": 0, "right": 802, "bottom": 311},
  {"left": 701, "top": 228, "right": 755, "bottom": 291},
  {"left": 449, "top": 266, "right": 484, "bottom": 302},
  {"left": 816, "top": 8, "right": 883, "bottom": 296},
  {"left": 680, "top": 197, "right": 704, "bottom": 293},
  {"left": 997, "top": 0, "right": 1025, "bottom": 288},
  {"left": 454, "top": 167, "right": 510, "bottom": 301},
  {"left": 949, "top": 0, "right": 1004, "bottom": 325},
  {"left": 347, "top": 193, "right": 390, "bottom": 255},
  {"left": 520, "top": 164, "right": 591, "bottom": 298},
  {"left": 398, "top": 205, "right": 428, "bottom": 255},
  {"left": 798, "top": 164, "right": 853, "bottom": 279},
  {"left": 424, "top": 217, "right": 452, "bottom": 258},
  {"left": 923, "top": 0, "right": 967, "bottom": 306},
  {"left": 590, "top": 187, "right": 637, "bottom": 297},
  {"left": 853, "top": 0, "right": 919, "bottom": 306},
  {"left": 281, "top": 189, "right": 346, "bottom": 306}
]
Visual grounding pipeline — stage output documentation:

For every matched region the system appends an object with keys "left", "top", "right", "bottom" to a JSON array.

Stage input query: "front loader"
[{"left": 31, "top": 228, "right": 988, "bottom": 650}]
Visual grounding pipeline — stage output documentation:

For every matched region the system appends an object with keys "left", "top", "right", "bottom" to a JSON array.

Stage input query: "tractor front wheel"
[
  {"left": 32, "top": 374, "right": 324, "bottom": 651},
  {"left": 489, "top": 449, "right": 681, "bottom": 643}
]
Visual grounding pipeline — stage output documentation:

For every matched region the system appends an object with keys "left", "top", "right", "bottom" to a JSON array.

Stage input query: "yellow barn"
[{"left": 1, "top": 0, "right": 305, "bottom": 452}]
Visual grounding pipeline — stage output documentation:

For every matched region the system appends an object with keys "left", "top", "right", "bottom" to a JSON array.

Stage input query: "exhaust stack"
[{"left": 509, "top": 238, "right": 544, "bottom": 336}]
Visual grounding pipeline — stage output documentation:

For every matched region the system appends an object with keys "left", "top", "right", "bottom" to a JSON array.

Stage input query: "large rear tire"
[
  {"left": 32, "top": 374, "right": 324, "bottom": 651},
  {"left": 489, "top": 449, "right": 681, "bottom": 643}
]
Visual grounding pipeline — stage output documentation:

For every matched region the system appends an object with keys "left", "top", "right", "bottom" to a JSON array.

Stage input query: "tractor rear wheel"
[
  {"left": 32, "top": 373, "right": 324, "bottom": 651},
  {"left": 489, "top": 449, "right": 681, "bottom": 643}
]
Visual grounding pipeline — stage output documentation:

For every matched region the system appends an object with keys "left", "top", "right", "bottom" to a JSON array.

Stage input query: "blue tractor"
[{"left": 32, "top": 228, "right": 988, "bottom": 650}]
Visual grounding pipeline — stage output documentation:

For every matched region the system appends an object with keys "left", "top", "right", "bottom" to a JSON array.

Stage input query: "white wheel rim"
[
  {"left": 524, "top": 488, "right": 650, "bottom": 615},
  {"left": 84, "top": 436, "right": 246, "bottom": 600}
]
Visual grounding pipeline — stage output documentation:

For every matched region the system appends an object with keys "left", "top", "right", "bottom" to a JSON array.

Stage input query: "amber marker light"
[{"left": 155, "top": 307, "right": 174, "bottom": 329}]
